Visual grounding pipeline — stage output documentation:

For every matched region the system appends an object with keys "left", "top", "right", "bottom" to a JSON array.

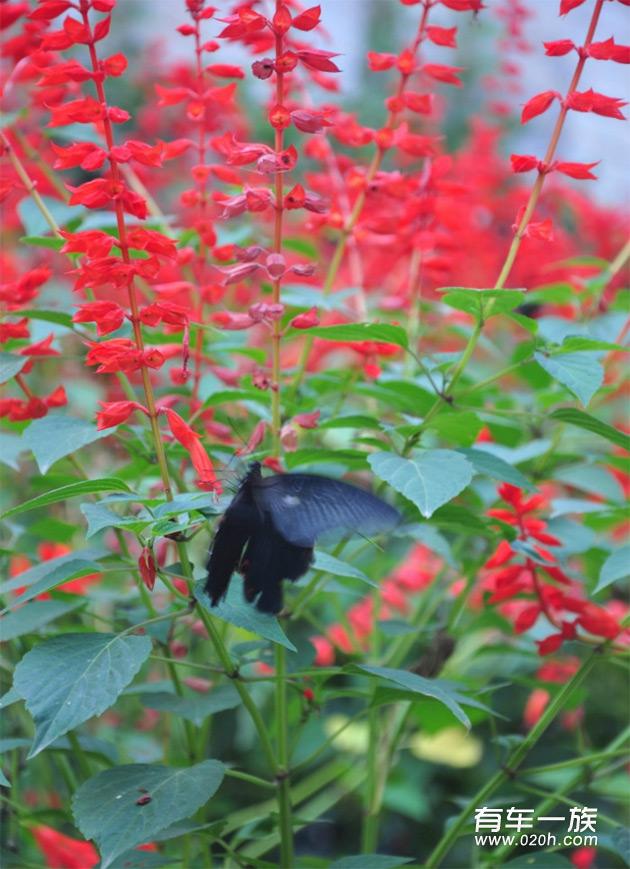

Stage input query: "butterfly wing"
[
  {"left": 254, "top": 473, "right": 401, "bottom": 547},
  {"left": 240, "top": 516, "right": 313, "bottom": 613},
  {"left": 204, "top": 486, "right": 256, "bottom": 606}
]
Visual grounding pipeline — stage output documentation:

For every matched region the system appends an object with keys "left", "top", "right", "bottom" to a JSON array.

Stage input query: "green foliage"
[
  {"left": 13, "top": 633, "right": 152, "bottom": 756},
  {"left": 72, "top": 761, "right": 225, "bottom": 867}
]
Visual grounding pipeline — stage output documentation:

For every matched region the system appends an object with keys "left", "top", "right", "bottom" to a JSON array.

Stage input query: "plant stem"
[
  {"left": 1, "top": 131, "right": 63, "bottom": 238},
  {"left": 424, "top": 646, "right": 601, "bottom": 868},
  {"left": 275, "top": 643, "right": 294, "bottom": 867},
  {"left": 361, "top": 707, "right": 380, "bottom": 853}
]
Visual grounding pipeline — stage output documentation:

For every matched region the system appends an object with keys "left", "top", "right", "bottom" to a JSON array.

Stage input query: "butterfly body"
[{"left": 204, "top": 462, "right": 400, "bottom": 613}]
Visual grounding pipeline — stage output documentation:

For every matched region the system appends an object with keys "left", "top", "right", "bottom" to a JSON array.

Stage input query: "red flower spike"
[
  {"left": 73, "top": 301, "right": 125, "bottom": 336},
  {"left": 294, "top": 410, "right": 320, "bottom": 429},
  {"left": 422, "top": 63, "right": 463, "bottom": 86},
  {"left": 537, "top": 633, "right": 564, "bottom": 656},
  {"left": 297, "top": 49, "right": 341, "bottom": 73},
  {"left": 96, "top": 400, "right": 148, "bottom": 430},
  {"left": 32, "top": 825, "right": 98, "bottom": 869},
  {"left": 138, "top": 547, "right": 157, "bottom": 591},
  {"left": 559, "top": 0, "right": 587, "bottom": 13},
  {"left": 510, "top": 154, "right": 542, "bottom": 173},
  {"left": 205, "top": 63, "right": 245, "bottom": 79},
  {"left": 269, "top": 104, "right": 291, "bottom": 129},
  {"left": 588, "top": 38, "right": 630, "bottom": 64},
  {"left": 272, "top": 3, "right": 292, "bottom": 35},
  {"left": 290, "top": 307, "right": 319, "bottom": 329},
  {"left": 426, "top": 25, "right": 458, "bottom": 48},
  {"left": 544, "top": 39, "right": 575, "bottom": 56},
  {"left": 236, "top": 420, "right": 267, "bottom": 456},
  {"left": 515, "top": 605, "right": 541, "bottom": 633},
  {"left": 521, "top": 90, "right": 560, "bottom": 123},
  {"left": 566, "top": 89, "right": 627, "bottom": 120},
  {"left": 577, "top": 603, "right": 620, "bottom": 639},
  {"left": 29, "top": 1, "right": 72, "bottom": 21},
  {"left": 292, "top": 6, "right": 321, "bottom": 31},
  {"left": 485, "top": 539, "right": 514, "bottom": 569},
  {"left": 367, "top": 51, "right": 397, "bottom": 72}
]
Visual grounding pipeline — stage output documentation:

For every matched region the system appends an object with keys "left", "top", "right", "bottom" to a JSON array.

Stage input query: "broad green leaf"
[
  {"left": 20, "top": 308, "right": 74, "bottom": 328},
  {"left": 0, "top": 478, "right": 132, "bottom": 521},
  {"left": 534, "top": 351, "right": 603, "bottom": 406},
  {"left": 295, "top": 323, "right": 408, "bottom": 350},
  {"left": 369, "top": 450, "right": 473, "bottom": 518},
  {"left": 80, "top": 502, "right": 151, "bottom": 538},
  {"left": 312, "top": 551, "right": 375, "bottom": 586},
  {"left": 194, "top": 581, "right": 296, "bottom": 652},
  {"left": 550, "top": 498, "right": 607, "bottom": 517},
  {"left": 459, "top": 447, "right": 533, "bottom": 489},
  {"left": 72, "top": 760, "right": 225, "bottom": 868},
  {"left": 140, "top": 684, "right": 241, "bottom": 727},
  {"left": 285, "top": 448, "right": 369, "bottom": 471},
  {"left": 549, "top": 408, "right": 630, "bottom": 452},
  {"left": 0, "top": 433, "right": 24, "bottom": 471},
  {"left": 13, "top": 632, "right": 152, "bottom": 757},
  {"left": 331, "top": 857, "right": 412, "bottom": 869},
  {"left": 23, "top": 414, "right": 113, "bottom": 474},
  {"left": 19, "top": 236, "right": 65, "bottom": 251},
  {"left": 428, "top": 412, "right": 483, "bottom": 447},
  {"left": 594, "top": 546, "right": 630, "bottom": 594},
  {"left": 0, "top": 352, "right": 26, "bottom": 384},
  {"left": 439, "top": 287, "right": 525, "bottom": 319},
  {"left": 152, "top": 492, "right": 222, "bottom": 517},
  {"left": 355, "top": 665, "right": 471, "bottom": 728},
  {"left": 553, "top": 463, "right": 625, "bottom": 503},
  {"left": 559, "top": 336, "right": 627, "bottom": 353},
  {"left": 0, "top": 599, "right": 83, "bottom": 642},
  {"left": 320, "top": 414, "right": 382, "bottom": 431},
  {"left": 357, "top": 380, "right": 435, "bottom": 416},
  {"left": 0, "top": 688, "right": 21, "bottom": 710}
]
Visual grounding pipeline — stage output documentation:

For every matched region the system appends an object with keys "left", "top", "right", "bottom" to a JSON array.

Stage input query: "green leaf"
[
  {"left": 594, "top": 546, "right": 630, "bottom": 594},
  {"left": 459, "top": 447, "right": 533, "bottom": 489},
  {"left": 23, "top": 414, "right": 113, "bottom": 474},
  {"left": 312, "top": 551, "right": 375, "bottom": 587},
  {"left": 19, "top": 236, "right": 65, "bottom": 251},
  {"left": 534, "top": 351, "right": 603, "bottom": 406},
  {"left": 0, "top": 599, "right": 83, "bottom": 642},
  {"left": 72, "top": 760, "right": 224, "bottom": 869},
  {"left": 428, "top": 412, "right": 483, "bottom": 447},
  {"left": 0, "top": 433, "right": 24, "bottom": 471},
  {"left": 140, "top": 684, "right": 241, "bottom": 727},
  {"left": 0, "top": 352, "right": 26, "bottom": 384},
  {"left": 194, "top": 581, "right": 296, "bottom": 652},
  {"left": 553, "top": 463, "right": 625, "bottom": 503},
  {"left": 440, "top": 287, "right": 525, "bottom": 319},
  {"left": 20, "top": 308, "right": 74, "bottom": 328},
  {"left": 559, "top": 336, "right": 627, "bottom": 353},
  {"left": 550, "top": 498, "right": 608, "bottom": 517},
  {"left": 355, "top": 665, "right": 471, "bottom": 729},
  {"left": 330, "top": 856, "right": 412, "bottom": 869},
  {"left": 369, "top": 450, "right": 474, "bottom": 518},
  {"left": 549, "top": 408, "right": 630, "bottom": 451},
  {"left": 295, "top": 323, "right": 408, "bottom": 349},
  {"left": 0, "top": 478, "right": 132, "bottom": 521},
  {"left": 13, "top": 632, "right": 152, "bottom": 757},
  {"left": 80, "top": 502, "right": 150, "bottom": 538}
]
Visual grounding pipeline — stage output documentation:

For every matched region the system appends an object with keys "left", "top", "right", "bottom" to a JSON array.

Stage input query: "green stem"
[
  {"left": 361, "top": 707, "right": 380, "bottom": 853},
  {"left": 424, "top": 647, "right": 601, "bottom": 868},
  {"left": 224, "top": 769, "right": 275, "bottom": 790},
  {"left": 275, "top": 643, "right": 294, "bottom": 867},
  {"left": 522, "top": 747, "right": 629, "bottom": 775}
]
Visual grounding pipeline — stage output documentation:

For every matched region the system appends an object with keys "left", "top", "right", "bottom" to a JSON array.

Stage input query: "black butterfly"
[{"left": 204, "top": 461, "right": 401, "bottom": 614}]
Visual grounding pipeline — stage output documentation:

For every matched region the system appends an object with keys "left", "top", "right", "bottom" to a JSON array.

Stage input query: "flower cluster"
[{"left": 482, "top": 484, "right": 626, "bottom": 655}]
